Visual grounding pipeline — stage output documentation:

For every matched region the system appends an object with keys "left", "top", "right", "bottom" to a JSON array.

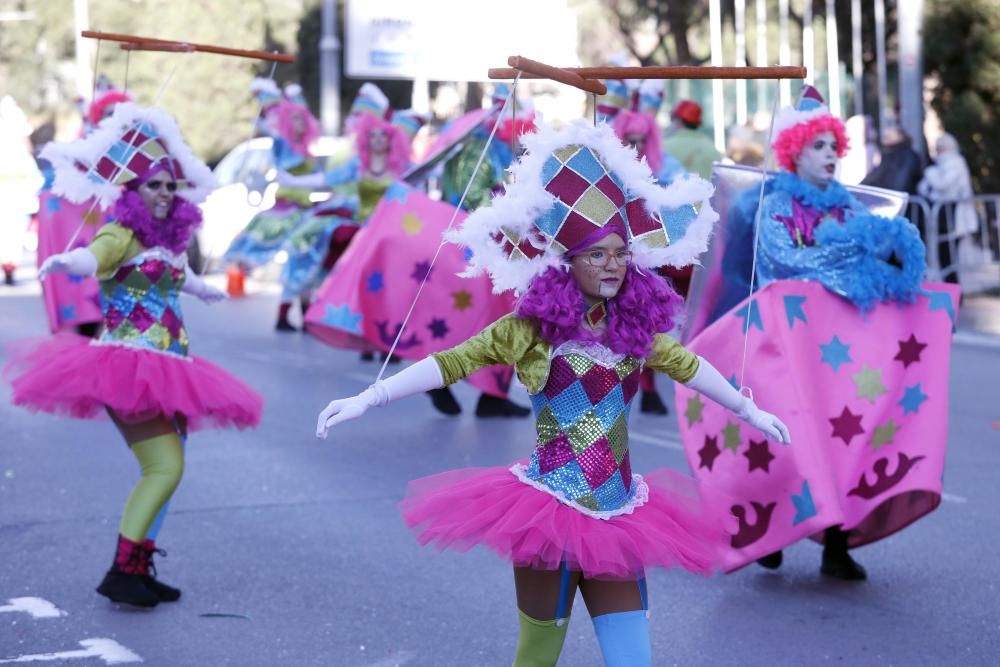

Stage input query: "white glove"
[
  {"left": 182, "top": 266, "right": 228, "bottom": 304},
  {"left": 275, "top": 170, "right": 326, "bottom": 190},
  {"left": 39, "top": 248, "right": 98, "bottom": 280},
  {"left": 684, "top": 356, "right": 792, "bottom": 445},
  {"left": 316, "top": 357, "right": 444, "bottom": 439}
]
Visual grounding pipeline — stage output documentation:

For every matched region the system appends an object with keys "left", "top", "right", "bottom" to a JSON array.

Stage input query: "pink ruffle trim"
[
  {"left": 4, "top": 333, "right": 262, "bottom": 431},
  {"left": 401, "top": 463, "right": 726, "bottom": 580}
]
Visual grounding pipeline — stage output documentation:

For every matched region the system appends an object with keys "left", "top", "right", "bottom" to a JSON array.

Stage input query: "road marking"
[
  {"left": 0, "top": 638, "right": 141, "bottom": 664},
  {"left": 630, "top": 431, "right": 684, "bottom": 451},
  {"left": 363, "top": 651, "right": 417, "bottom": 667},
  {"left": 941, "top": 492, "right": 968, "bottom": 504},
  {"left": 0, "top": 598, "right": 66, "bottom": 619}
]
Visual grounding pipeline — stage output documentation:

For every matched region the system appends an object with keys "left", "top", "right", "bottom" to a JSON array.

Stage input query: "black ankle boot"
[
  {"left": 756, "top": 550, "right": 783, "bottom": 570},
  {"left": 475, "top": 394, "right": 531, "bottom": 418},
  {"left": 96, "top": 535, "right": 160, "bottom": 608},
  {"left": 360, "top": 351, "right": 374, "bottom": 361},
  {"left": 428, "top": 387, "right": 461, "bottom": 415},
  {"left": 640, "top": 391, "right": 669, "bottom": 415},
  {"left": 140, "top": 540, "right": 181, "bottom": 602},
  {"left": 820, "top": 527, "right": 867, "bottom": 580}
]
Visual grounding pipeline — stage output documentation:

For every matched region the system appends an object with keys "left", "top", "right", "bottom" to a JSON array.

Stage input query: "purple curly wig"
[
  {"left": 515, "top": 264, "right": 684, "bottom": 357},
  {"left": 113, "top": 189, "right": 202, "bottom": 255}
]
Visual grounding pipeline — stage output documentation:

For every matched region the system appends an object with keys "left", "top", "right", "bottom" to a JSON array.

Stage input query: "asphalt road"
[{"left": 2, "top": 276, "right": 998, "bottom": 666}]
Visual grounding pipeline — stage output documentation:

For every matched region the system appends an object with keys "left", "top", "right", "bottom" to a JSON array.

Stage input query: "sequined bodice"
[
  {"left": 98, "top": 250, "right": 189, "bottom": 356},
  {"left": 523, "top": 342, "right": 642, "bottom": 515}
]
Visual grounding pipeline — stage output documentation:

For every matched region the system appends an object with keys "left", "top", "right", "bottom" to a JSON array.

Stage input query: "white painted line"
[
  {"left": 0, "top": 638, "right": 141, "bottom": 664},
  {"left": 630, "top": 431, "right": 684, "bottom": 452},
  {"left": 953, "top": 330, "right": 1000, "bottom": 350},
  {"left": 0, "top": 598, "right": 66, "bottom": 619},
  {"left": 941, "top": 492, "right": 968, "bottom": 504},
  {"left": 363, "top": 651, "right": 417, "bottom": 667}
]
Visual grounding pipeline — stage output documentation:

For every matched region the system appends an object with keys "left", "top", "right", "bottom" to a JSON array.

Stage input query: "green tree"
[{"left": 924, "top": 0, "right": 1000, "bottom": 193}]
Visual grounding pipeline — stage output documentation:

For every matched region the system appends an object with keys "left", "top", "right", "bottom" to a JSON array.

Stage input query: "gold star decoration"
[
  {"left": 684, "top": 395, "right": 705, "bottom": 427},
  {"left": 870, "top": 419, "right": 900, "bottom": 450},
  {"left": 401, "top": 213, "right": 425, "bottom": 236},
  {"left": 722, "top": 421, "right": 742, "bottom": 454},
  {"left": 451, "top": 289, "right": 473, "bottom": 312},
  {"left": 852, "top": 365, "right": 887, "bottom": 403}
]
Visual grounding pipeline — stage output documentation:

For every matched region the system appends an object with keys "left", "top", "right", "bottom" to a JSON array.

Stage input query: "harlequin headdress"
[
  {"left": 771, "top": 85, "right": 848, "bottom": 172},
  {"left": 348, "top": 82, "right": 390, "bottom": 123},
  {"left": 388, "top": 109, "right": 428, "bottom": 142},
  {"left": 40, "top": 103, "right": 215, "bottom": 208},
  {"left": 448, "top": 121, "right": 718, "bottom": 293},
  {"left": 250, "top": 78, "right": 283, "bottom": 112}
]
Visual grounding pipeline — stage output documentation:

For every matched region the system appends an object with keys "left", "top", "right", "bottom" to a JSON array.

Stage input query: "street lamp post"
[{"left": 319, "top": 0, "right": 341, "bottom": 136}]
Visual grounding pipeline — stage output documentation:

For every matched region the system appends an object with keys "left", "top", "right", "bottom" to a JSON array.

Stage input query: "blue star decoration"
[
  {"left": 59, "top": 305, "right": 76, "bottom": 322},
  {"left": 383, "top": 182, "right": 412, "bottom": 204},
  {"left": 319, "top": 304, "right": 362, "bottom": 334},
  {"left": 899, "top": 383, "right": 928, "bottom": 415},
  {"left": 925, "top": 290, "right": 956, "bottom": 331},
  {"left": 367, "top": 271, "right": 384, "bottom": 293},
  {"left": 68, "top": 274, "right": 85, "bottom": 285},
  {"left": 783, "top": 295, "right": 807, "bottom": 329},
  {"left": 46, "top": 197, "right": 62, "bottom": 213},
  {"left": 410, "top": 261, "right": 433, "bottom": 283},
  {"left": 791, "top": 480, "right": 817, "bottom": 525},
  {"left": 463, "top": 247, "right": 474, "bottom": 263},
  {"left": 734, "top": 299, "right": 763, "bottom": 333},
  {"left": 727, "top": 374, "right": 739, "bottom": 391},
  {"left": 428, "top": 318, "right": 450, "bottom": 339},
  {"left": 820, "top": 335, "right": 852, "bottom": 372}
]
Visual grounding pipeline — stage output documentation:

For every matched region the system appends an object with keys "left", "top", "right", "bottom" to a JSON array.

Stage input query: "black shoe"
[
  {"left": 360, "top": 351, "right": 375, "bottom": 361},
  {"left": 640, "top": 391, "right": 669, "bottom": 415},
  {"left": 141, "top": 544, "right": 181, "bottom": 602},
  {"left": 428, "top": 387, "right": 461, "bottom": 415},
  {"left": 96, "top": 568, "right": 160, "bottom": 607},
  {"left": 756, "top": 550, "right": 783, "bottom": 570},
  {"left": 275, "top": 319, "right": 298, "bottom": 332},
  {"left": 820, "top": 549, "right": 868, "bottom": 580},
  {"left": 475, "top": 394, "right": 531, "bottom": 418},
  {"left": 381, "top": 352, "right": 402, "bottom": 364},
  {"left": 3, "top": 270, "right": 13, "bottom": 286}
]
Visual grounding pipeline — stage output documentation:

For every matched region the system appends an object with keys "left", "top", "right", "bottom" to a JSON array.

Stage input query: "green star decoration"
[
  {"left": 684, "top": 395, "right": 705, "bottom": 427},
  {"left": 870, "top": 419, "right": 900, "bottom": 450},
  {"left": 722, "top": 421, "right": 742, "bottom": 454},
  {"left": 852, "top": 365, "right": 888, "bottom": 403}
]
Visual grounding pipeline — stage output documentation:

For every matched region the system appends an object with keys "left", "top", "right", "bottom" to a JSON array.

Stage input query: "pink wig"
[
  {"left": 87, "top": 91, "right": 131, "bottom": 126},
  {"left": 612, "top": 111, "right": 662, "bottom": 175},
  {"left": 515, "top": 264, "right": 684, "bottom": 358},
  {"left": 355, "top": 113, "right": 411, "bottom": 177},
  {"left": 773, "top": 116, "right": 849, "bottom": 172},
  {"left": 268, "top": 101, "right": 320, "bottom": 157}
]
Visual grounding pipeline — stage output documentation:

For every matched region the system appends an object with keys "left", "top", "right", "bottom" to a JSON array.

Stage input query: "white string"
[
  {"left": 62, "top": 53, "right": 189, "bottom": 254},
  {"left": 374, "top": 73, "right": 522, "bottom": 383},
  {"left": 736, "top": 87, "right": 782, "bottom": 392}
]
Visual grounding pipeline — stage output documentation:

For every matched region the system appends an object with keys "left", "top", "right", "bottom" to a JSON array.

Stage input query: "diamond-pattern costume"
[{"left": 6, "top": 223, "right": 262, "bottom": 430}]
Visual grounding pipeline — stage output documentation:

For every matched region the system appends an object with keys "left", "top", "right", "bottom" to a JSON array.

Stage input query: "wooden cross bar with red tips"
[{"left": 82, "top": 30, "right": 295, "bottom": 63}]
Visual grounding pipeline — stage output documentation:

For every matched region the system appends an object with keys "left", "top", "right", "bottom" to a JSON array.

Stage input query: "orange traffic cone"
[{"left": 226, "top": 266, "right": 246, "bottom": 298}]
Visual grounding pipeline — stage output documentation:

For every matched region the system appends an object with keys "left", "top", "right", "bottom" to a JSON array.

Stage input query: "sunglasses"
[{"left": 144, "top": 180, "right": 178, "bottom": 192}]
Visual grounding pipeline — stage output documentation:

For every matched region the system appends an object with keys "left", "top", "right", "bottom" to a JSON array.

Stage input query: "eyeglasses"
[
  {"left": 578, "top": 249, "right": 632, "bottom": 268},
  {"left": 144, "top": 180, "right": 178, "bottom": 192}
]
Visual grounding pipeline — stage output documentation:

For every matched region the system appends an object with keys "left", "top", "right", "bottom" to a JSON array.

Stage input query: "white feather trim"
[
  {"left": 39, "top": 103, "right": 215, "bottom": 208},
  {"left": 772, "top": 105, "right": 831, "bottom": 139},
  {"left": 448, "top": 121, "right": 718, "bottom": 294}
]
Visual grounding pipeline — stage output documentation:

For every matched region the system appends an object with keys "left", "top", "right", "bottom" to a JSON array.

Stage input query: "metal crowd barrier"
[{"left": 905, "top": 194, "right": 1000, "bottom": 294}]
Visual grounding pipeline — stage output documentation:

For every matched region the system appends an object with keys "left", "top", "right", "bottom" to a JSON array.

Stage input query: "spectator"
[
  {"left": 918, "top": 133, "right": 978, "bottom": 284},
  {"left": 862, "top": 126, "right": 923, "bottom": 195},
  {"left": 662, "top": 100, "right": 721, "bottom": 180}
]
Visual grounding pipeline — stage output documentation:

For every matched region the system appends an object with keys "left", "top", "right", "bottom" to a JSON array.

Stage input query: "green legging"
[
  {"left": 512, "top": 610, "right": 570, "bottom": 667},
  {"left": 119, "top": 433, "right": 185, "bottom": 542}
]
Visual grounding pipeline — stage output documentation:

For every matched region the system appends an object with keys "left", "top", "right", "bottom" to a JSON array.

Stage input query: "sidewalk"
[{"left": 958, "top": 293, "right": 1000, "bottom": 337}]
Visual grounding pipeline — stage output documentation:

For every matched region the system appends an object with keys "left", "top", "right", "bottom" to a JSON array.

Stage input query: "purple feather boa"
[
  {"left": 112, "top": 190, "right": 203, "bottom": 254},
  {"left": 515, "top": 265, "right": 684, "bottom": 358}
]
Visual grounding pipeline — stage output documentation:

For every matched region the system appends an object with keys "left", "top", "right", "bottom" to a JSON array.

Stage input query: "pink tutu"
[
  {"left": 401, "top": 463, "right": 726, "bottom": 580},
  {"left": 4, "top": 333, "right": 262, "bottom": 431}
]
